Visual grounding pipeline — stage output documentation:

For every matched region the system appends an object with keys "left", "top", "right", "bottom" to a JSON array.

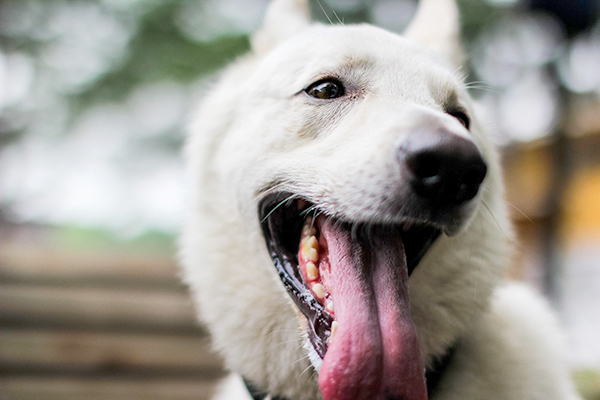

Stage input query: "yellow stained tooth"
[
  {"left": 312, "top": 283, "right": 326, "bottom": 300},
  {"left": 306, "top": 262, "right": 319, "bottom": 280},
  {"left": 329, "top": 321, "right": 338, "bottom": 343},
  {"left": 301, "top": 235, "right": 318, "bottom": 261},
  {"left": 302, "top": 217, "right": 314, "bottom": 235},
  {"left": 306, "top": 235, "right": 318, "bottom": 250},
  {"left": 326, "top": 301, "right": 335, "bottom": 313},
  {"left": 301, "top": 245, "right": 312, "bottom": 261},
  {"left": 303, "top": 227, "right": 316, "bottom": 236},
  {"left": 306, "top": 247, "right": 318, "bottom": 262}
]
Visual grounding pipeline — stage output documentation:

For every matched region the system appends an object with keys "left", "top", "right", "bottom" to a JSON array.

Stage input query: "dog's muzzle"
[{"left": 257, "top": 127, "right": 487, "bottom": 400}]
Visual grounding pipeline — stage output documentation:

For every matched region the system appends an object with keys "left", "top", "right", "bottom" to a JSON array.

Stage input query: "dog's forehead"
[{"left": 255, "top": 24, "right": 459, "bottom": 97}]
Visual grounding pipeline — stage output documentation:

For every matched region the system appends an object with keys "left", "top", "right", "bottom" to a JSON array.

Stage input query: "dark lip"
[{"left": 258, "top": 192, "right": 441, "bottom": 358}]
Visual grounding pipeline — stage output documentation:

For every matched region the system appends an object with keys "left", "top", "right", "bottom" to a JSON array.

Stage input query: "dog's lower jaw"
[
  {"left": 277, "top": 215, "right": 428, "bottom": 400},
  {"left": 305, "top": 340, "right": 323, "bottom": 372}
]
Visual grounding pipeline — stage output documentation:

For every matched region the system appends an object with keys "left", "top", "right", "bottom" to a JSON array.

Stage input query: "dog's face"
[{"left": 182, "top": 1, "right": 512, "bottom": 399}]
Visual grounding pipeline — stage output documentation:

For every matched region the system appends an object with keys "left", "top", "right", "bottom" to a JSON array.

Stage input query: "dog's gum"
[
  {"left": 306, "top": 262, "right": 319, "bottom": 280},
  {"left": 311, "top": 283, "right": 326, "bottom": 300}
]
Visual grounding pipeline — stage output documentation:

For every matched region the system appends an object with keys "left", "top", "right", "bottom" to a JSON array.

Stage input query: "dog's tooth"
[
  {"left": 311, "top": 283, "right": 326, "bottom": 300},
  {"left": 306, "top": 236, "right": 318, "bottom": 250},
  {"left": 301, "top": 246, "right": 309, "bottom": 260},
  {"left": 306, "top": 247, "right": 318, "bottom": 262},
  {"left": 302, "top": 216, "right": 312, "bottom": 229},
  {"left": 302, "top": 236, "right": 319, "bottom": 262},
  {"left": 326, "top": 301, "right": 335, "bottom": 313},
  {"left": 302, "top": 217, "right": 316, "bottom": 237},
  {"left": 329, "top": 321, "right": 338, "bottom": 343},
  {"left": 301, "top": 242, "right": 319, "bottom": 262},
  {"left": 306, "top": 262, "right": 319, "bottom": 281}
]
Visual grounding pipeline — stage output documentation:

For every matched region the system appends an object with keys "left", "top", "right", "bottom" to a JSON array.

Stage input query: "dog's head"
[{"left": 182, "top": 1, "right": 513, "bottom": 399}]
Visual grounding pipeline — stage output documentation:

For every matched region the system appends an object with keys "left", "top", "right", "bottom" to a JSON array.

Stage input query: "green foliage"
[
  {"left": 74, "top": 3, "right": 250, "bottom": 109},
  {"left": 54, "top": 224, "right": 176, "bottom": 255},
  {"left": 575, "top": 369, "right": 600, "bottom": 400}
]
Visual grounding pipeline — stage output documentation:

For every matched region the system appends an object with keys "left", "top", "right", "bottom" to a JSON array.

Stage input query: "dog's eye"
[
  {"left": 305, "top": 79, "right": 345, "bottom": 99},
  {"left": 448, "top": 110, "right": 470, "bottom": 130}
]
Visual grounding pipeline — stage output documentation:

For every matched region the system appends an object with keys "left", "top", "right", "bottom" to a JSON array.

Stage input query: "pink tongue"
[{"left": 317, "top": 218, "right": 427, "bottom": 400}]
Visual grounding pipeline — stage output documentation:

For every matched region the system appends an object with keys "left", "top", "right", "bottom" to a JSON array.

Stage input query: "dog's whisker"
[
  {"left": 505, "top": 200, "right": 534, "bottom": 224},
  {"left": 314, "top": 0, "right": 351, "bottom": 48},
  {"left": 351, "top": 221, "right": 360, "bottom": 242},
  {"left": 482, "top": 187, "right": 533, "bottom": 224},
  {"left": 265, "top": 328, "right": 303, "bottom": 339},
  {"left": 470, "top": 218, "right": 483, "bottom": 301},
  {"left": 331, "top": 7, "right": 344, "bottom": 26},
  {"left": 452, "top": 65, "right": 467, "bottom": 82},
  {"left": 291, "top": 352, "right": 311, "bottom": 367},
  {"left": 481, "top": 198, "right": 511, "bottom": 240},
  {"left": 316, "top": 0, "right": 335, "bottom": 26},
  {"left": 298, "top": 363, "right": 316, "bottom": 380},
  {"left": 277, "top": 341, "right": 308, "bottom": 352},
  {"left": 260, "top": 193, "right": 299, "bottom": 223},
  {"left": 300, "top": 204, "right": 319, "bottom": 217},
  {"left": 465, "top": 86, "right": 500, "bottom": 94},
  {"left": 255, "top": 180, "right": 296, "bottom": 202},
  {"left": 311, "top": 207, "right": 324, "bottom": 223},
  {"left": 462, "top": 80, "right": 499, "bottom": 94}
]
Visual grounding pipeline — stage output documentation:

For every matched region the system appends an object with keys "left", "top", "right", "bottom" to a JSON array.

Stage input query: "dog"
[{"left": 180, "top": 0, "right": 581, "bottom": 399}]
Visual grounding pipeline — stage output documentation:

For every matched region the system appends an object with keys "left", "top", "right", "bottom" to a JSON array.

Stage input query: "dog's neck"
[{"left": 243, "top": 342, "right": 458, "bottom": 400}]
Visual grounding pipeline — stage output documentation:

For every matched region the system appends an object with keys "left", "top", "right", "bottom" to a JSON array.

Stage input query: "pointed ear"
[
  {"left": 251, "top": 0, "right": 311, "bottom": 55},
  {"left": 404, "top": 0, "right": 464, "bottom": 67}
]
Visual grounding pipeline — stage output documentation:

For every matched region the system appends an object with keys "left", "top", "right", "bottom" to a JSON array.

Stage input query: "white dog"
[{"left": 181, "top": 0, "right": 581, "bottom": 399}]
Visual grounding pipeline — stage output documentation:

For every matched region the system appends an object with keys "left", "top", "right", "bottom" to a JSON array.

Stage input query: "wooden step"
[
  {"left": 0, "top": 328, "right": 223, "bottom": 373},
  {"left": 0, "top": 376, "right": 218, "bottom": 400},
  {"left": 0, "top": 243, "right": 179, "bottom": 288},
  {"left": 0, "top": 283, "right": 201, "bottom": 333}
]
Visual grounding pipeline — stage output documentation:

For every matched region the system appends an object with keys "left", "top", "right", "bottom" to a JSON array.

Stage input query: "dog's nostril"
[
  {"left": 406, "top": 151, "right": 443, "bottom": 197},
  {"left": 457, "top": 164, "right": 487, "bottom": 202},
  {"left": 460, "top": 160, "right": 487, "bottom": 200},
  {"left": 408, "top": 152, "right": 441, "bottom": 179},
  {"left": 400, "top": 129, "right": 487, "bottom": 207}
]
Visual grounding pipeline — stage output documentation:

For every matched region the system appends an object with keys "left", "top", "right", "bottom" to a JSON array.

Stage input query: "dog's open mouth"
[{"left": 259, "top": 192, "right": 440, "bottom": 399}]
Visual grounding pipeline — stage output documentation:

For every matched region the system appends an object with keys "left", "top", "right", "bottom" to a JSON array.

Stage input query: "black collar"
[{"left": 243, "top": 342, "right": 458, "bottom": 400}]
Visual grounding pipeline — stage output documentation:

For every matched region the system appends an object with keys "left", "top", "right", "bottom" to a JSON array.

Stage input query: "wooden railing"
[{"left": 0, "top": 236, "right": 225, "bottom": 400}]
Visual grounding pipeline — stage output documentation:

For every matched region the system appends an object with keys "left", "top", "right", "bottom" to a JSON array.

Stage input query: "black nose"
[{"left": 399, "top": 129, "right": 487, "bottom": 207}]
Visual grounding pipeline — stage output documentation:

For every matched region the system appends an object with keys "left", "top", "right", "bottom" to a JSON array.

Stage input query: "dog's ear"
[
  {"left": 404, "top": 0, "right": 464, "bottom": 67},
  {"left": 252, "top": 0, "right": 311, "bottom": 55}
]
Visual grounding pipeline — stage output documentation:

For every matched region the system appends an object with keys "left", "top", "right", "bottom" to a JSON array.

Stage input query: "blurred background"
[{"left": 0, "top": 0, "right": 599, "bottom": 399}]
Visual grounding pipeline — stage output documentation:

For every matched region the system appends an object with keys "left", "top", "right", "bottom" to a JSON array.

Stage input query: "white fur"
[
  {"left": 433, "top": 284, "right": 581, "bottom": 399},
  {"left": 212, "top": 375, "right": 253, "bottom": 400},
  {"left": 181, "top": 0, "right": 581, "bottom": 399}
]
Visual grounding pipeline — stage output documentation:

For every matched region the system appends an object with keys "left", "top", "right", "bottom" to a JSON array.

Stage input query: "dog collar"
[{"left": 243, "top": 341, "right": 458, "bottom": 400}]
